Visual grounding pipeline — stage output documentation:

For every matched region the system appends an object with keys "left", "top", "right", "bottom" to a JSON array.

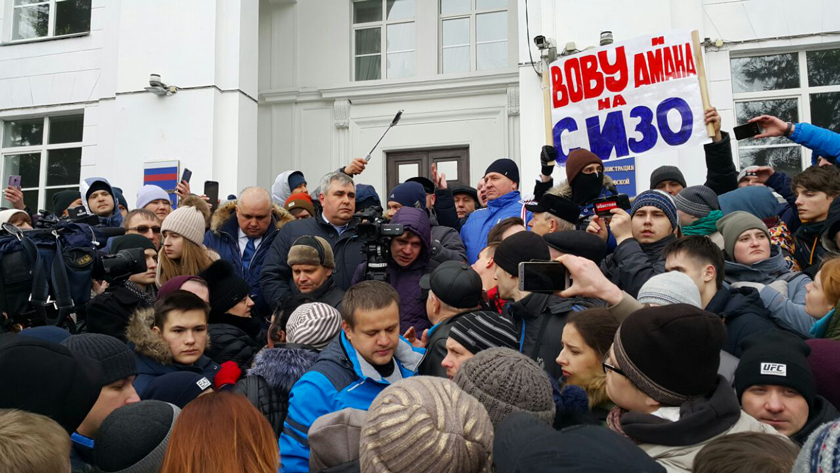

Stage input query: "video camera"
[{"left": 354, "top": 206, "right": 404, "bottom": 282}]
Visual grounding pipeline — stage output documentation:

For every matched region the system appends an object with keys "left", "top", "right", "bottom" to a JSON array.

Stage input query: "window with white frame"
[
  {"left": 440, "top": 0, "right": 508, "bottom": 74},
  {"left": 730, "top": 48, "right": 840, "bottom": 177},
  {"left": 352, "top": 0, "right": 416, "bottom": 81},
  {"left": 1, "top": 115, "right": 83, "bottom": 213},
  {"left": 9, "top": 0, "right": 91, "bottom": 42}
]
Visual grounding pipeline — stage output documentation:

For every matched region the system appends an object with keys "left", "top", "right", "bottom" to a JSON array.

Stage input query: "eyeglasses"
[
  {"left": 129, "top": 225, "right": 161, "bottom": 234},
  {"left": 602, "top": 357, "right": 626, "bottom": 377}
]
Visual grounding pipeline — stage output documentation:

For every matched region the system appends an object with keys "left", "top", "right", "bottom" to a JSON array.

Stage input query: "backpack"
[{"left": 0, "top": 224, "right": 40, "bottom": 329}]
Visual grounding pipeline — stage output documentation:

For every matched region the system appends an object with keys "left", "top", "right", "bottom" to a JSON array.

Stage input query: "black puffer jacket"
[
  {"left": 791, "top": 395, "right": 840, "bottom": 445},
  {"left": 86, "top": 284, "right": 155, "bottom": 342},
  {"left": 705, "top": 286, "right": 780, "bottom": 357},
  {"left": 206, "top": 313, "right": 263, "bottom": 368},
  {"left": 236, "top": 374, "right": 286, "bottom": 436}
]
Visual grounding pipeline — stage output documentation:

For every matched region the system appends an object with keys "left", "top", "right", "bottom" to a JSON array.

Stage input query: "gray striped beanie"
[
  {"left": 286, "top": 302, "right": 342, "bottom": 350},
  {"left": 449, "top": 311, "right": 519, "bottom": 355},
  {"left": 673, "top": 185, "right": 720, "bottom": 218},
  {"left": 637, "top": 272, "right": 702, "bottom": 308},
  {"left": 360, "top": 376, "right": 494, "bottom": 473}
]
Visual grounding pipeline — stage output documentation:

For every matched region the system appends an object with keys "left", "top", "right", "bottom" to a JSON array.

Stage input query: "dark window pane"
[
  {"left": 355, "top": 28, "right": 381, "bottom": 55},
  {"left": 731, "top": 53, "right": 799, "bottom": 93},
  {"left": 21, "top": 189, "right": 39, "bottom": 212},
  {"left": 47, "top": 148, "right": 82, "bottom": 186},
  {"left": 49, "top": 115, "right": 84, "bottom": 144},
  {"left": 3, "top": 153, "right": 41, "bottom": 189},
  {"left": 12, "top": 4, "right": 49, "bottom": 40},
  {"left": 735, "top": 99, "right": 799, "bottom": 146},
  {"left": 354, "top": 0, "right": 382, "bottom": 23},
  {"left": 355, "top": 56, "right": 381, "bottom": 81},
  {"left": 45, "top": 187, "right": 78, "bottom": 214},
  {"left": 810, "top": 92, "right": 840, "bottom": 133},
  {"left": 807, "top": 49, "right": 840, "bottom": 87},
  {"left": 739, "top": 147, "right": 803, "bottom": 178},
  {"left": 54, "top": 0, "right": 91, "bottom": 36},
  {"left": 3, "top": 118, "right": 44, "bottom": 148}
]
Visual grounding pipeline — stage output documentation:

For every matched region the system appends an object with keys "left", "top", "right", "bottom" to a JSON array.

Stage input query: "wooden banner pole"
[
  {"left": 691, "top": 30, "right": 716, "bottom": 137},
  {"left": 542, "top": 59, "right": 555, "bottom": 163}
]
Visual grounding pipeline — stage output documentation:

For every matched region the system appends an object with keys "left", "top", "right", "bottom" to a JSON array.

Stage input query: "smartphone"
[
  {"left": 204, "top": 181, "right": 220, "bottom": 213},
  {"left": 8, "top": 175, "right": 21, "bottom": 189},
  {"left": 181, "top": 168, "right": 192, "bottom": 184},
  {"left": 592, "top": 194, "right": 631, "bottom": 218},
  {"left": 733, "top": 122, "right": 763, "bottom": 140},
  {"left": 518, "top": 261, "right": 570, "bottom": 293}
]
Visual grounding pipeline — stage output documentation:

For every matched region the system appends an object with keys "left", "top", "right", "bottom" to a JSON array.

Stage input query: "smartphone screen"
[
  {"left": 181, "top": 168, "right": 192, "bottom": 184},
  {"left": 733, "top": 122, "right": 762, "bottom": 141},
  {"left": 8, "top": 175, "right": 21, "bottom": 189},
  {"left": 518, "top": 262, "right": 570, "bottom": 293},
  {"left": 204, "top": 181, "right": 219, "bottom": 213}
]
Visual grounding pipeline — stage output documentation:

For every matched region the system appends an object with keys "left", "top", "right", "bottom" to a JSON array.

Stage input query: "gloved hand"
[
  {"left": 767, "top": 279, "right": 789, "bottom": 298},
  {"left": 541, "top": 145, "right": 557, "bottom": 176},
  {"left": 214, "top": 361, "right": 242, "bottom": 389},
  {"left": 731, "top": 281, "right": 766, "bottom": 292},
  {"left": 430, "top": 239, "right": 442, "bottom": 257}
]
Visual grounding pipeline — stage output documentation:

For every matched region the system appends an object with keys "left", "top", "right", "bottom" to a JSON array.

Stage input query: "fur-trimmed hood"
[
  {"left": 549, "top": 173, "right": 615, "bottom": 199},
  {"left": 209, "top": 200, "right": 295, "bottom": 234},
  {"left": 127, "top": 307, "right": 173, "bottom": 364},
  {"left": 247, "top": 345, "right": 320, "bottom": 395},
  {"left": 575, "top": 372, "right": 610, "bottom": 410}
]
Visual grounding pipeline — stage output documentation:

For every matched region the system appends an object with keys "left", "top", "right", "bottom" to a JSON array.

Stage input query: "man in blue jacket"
[
  {"left": 278, "top": 280, "right": 425, "bottom": 472},
  {"left": 461, "top": 158, "right": 532, "bottom": 263},
  {"left": 204, "top": 187, "right": 294, "bottom": 319}
]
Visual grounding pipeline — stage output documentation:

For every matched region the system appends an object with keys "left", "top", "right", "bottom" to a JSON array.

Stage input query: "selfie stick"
[{"left": 364, "top": 110, "right": 403, "bottom": 162}]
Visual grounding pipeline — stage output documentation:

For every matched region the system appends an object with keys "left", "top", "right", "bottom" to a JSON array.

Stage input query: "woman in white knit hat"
[{"left": 157, "top": 205, "right": 219, "bottom": 286}]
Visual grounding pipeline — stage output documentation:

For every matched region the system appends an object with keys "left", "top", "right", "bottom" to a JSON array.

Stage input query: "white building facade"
[{"left": 1, "top": 0, "right": 838, "bottom": 212}]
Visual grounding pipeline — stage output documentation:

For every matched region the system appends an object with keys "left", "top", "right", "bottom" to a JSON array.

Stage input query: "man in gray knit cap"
[
  {"left": 288, "top": 235, "right": 344, "bottom": 309},
  {"left": 674, "top": 185, "right": 724, "bottom": 249},
  {"left": 650, "top": 165, "right": 687, "bottom": 196},
  {"left": 61, "top": 333, "right": 140, "bottom": 471}
]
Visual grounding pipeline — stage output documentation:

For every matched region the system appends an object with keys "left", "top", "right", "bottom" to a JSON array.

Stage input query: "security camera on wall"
[{"left": 149, "top": 74, "right": 164, "bottom": 88}]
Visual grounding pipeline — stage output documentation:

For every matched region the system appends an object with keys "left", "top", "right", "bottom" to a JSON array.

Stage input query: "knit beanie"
[
  {"left": 565, "top": 149, "right": 603, "bottom": 185},
  {"left": 719, "top": 186, "right": 779, "bottom": 220},
  {"left": 286, "top": 302, "right": 342, "bottom": 350},
  {"left": 109, "top": 234, "right": 156, "bottom": 255},
  {"left": 52, "top": 189, "right": 82, "bottom": 215},
  {"left": 735, "top": 330, "right": 816, "bottom": 409},
  {"left": 387, "top": 181, "right": 426, "bottom": 209},
  {"left": 360, "top": 376, "right": 494, "bottom": 473},
  {"left": 737, "top": 165, "right": 759, "bottom": 184},
  {"left": 288, "top": 171, "right": 307, "bottom": 191},
  {"left": 613, "top": 305, "right": 725, "bottom": 406},
  {"left": 160, "top": 205, "right": 205, "bottom": 246},
  {"left": 630, "top": 189, "right": 678, "bottom": 230},
  {"left": 94, "top": 400, "right": 181, "bottom": 473},
  {"left": 156, "top": 275, "right": 206, "bottom": 301},
  {"left": 309, "top": 408, "right": 366, "bottom": 472},
  {"left": 716, "top": 211, "right": 771, "bottom": 259},
  {"left": 453, "top": 348, "right": 556, "bottom": 428},
  {"left": 673, "top": 185, "right": 720, "bottom": 218},
  {"left": 62, "top": 334, "right": 137, "bottom": 386},
  {"left": 113, "top": 187, "right": 129, "bottom": 211},
  {"left": 793, "top": 420, "right": 840, "bottom": 473},
  {"left": 143, "top": 372, "right": 213, "bottom": 408},
  {"left": 806, "top": 339, "right": 840, "bottom": 411},
  {"left": 650, "top": 165, "right": 687, "bottom": 189},
  {"left": 449, "top": 310, "right": 519, "bottom": 355},
  {"left": 493, "top": 230, "right": 551, "bottom": 276},
  {"left": 485, "top": 158, "right": 520, "bottom": 185},
  {"left": 136, "top": 185, "right": 171, "bottom": 210},
  {"left": 355, "top": 184, "right": 382, "bottom": 212},
  {"left": 198, "top": 260, "right": 251, "bottom": 317},
  {"left": 284, "top": 192, "right": 316, "bottom": 217},
  {"left": 637, "top": 272, "right": 702, "bottom": 308},
  {"left": 0, "top": 337, "right": 103, "bottom": 434},
  {"left": 86, "top": 179, "right": 111, "bottom": 201},
  {"left": 287, "top": 235, "right": 335, "bottom": 269}
]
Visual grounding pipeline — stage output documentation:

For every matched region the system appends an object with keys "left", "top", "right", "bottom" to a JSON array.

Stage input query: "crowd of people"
[{"left": 1, "top": 110, "right": 840, "bottom": 473}]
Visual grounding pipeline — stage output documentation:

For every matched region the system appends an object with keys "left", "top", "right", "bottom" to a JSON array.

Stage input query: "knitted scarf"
[
  {"left": 606, "top": 406, "right": 637, "bottom": 443},
  {"left": 681, "top": 210, "right": 722, "bottom": 236},
  {"left": 124, "top": 281, "right": 158, "bottom": 307}
]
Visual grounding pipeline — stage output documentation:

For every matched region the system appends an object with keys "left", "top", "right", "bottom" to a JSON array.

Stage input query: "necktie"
[{"left": 242, "top": 238, "right": 256, "bottom": 271}]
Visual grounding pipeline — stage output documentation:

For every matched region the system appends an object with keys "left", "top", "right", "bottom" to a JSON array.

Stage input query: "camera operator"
[
  {"left": 86, "top": 235, "right": 158, "bottom": 342},
  {"left": 350, "top": 206, "right": 438, "bottom": 334},
  {"left": 52, "top": 190, "right": 83, "bottom": 217}
]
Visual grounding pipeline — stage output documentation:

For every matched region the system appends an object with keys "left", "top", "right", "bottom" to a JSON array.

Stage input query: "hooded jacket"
[
  {"left": 508, "top": 292, "right": 604, "bottom": 380},
  {"left": 614, "top": 377, "right": 784, "bottom": 473},
  {"left": 460, "top": 191, "right": 532, "bottom": 264},
  {"left": 789, "top": 122, "right": 840, "bottom": 168},
  {"left": 704, "top": 286, "right": 781, "bottom": 357},
  {"left": 350, "top": 207, "right": 436, "bottom": 333},
  {"left": 723, "top": 245, "right": 813, "bottom": 336},
  {"left": 204, "top": 201, "right": 294, "bottom": 318},
  {"left": 126, "top": 307, "right": 220, "bottom": 397},
  {"left": 278, "top": 332, "right": 424, "bottom": 473},
  {"left": 600, "top": 235, "right": 675, "bottom": 299},
  {"left": 272, "top": 170, "right": 304, "bottom": 206},
  {"left": 820, "top": 197, "right": 840, "bottom": 255},
  {"left": 80, "top": 177, "right": 123, "bottom": 228},
  {"left": 790, "top": 394, "right": 840, "bottom": 445},
  {"left": 205, "top": 312, "right": 264, "bottom": 369},
  {"left": 429, "top": 214, "right": 467, "bottom": 263}
]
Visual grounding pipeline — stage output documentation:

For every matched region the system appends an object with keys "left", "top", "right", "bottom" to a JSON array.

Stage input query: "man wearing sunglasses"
[{"left": 124, "top": 209, "right": 162, "bottom": 250}]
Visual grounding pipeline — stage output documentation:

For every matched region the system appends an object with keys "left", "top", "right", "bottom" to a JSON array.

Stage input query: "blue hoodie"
[
  {"left": 460, "top": 191, "right": 532, "bottom": 263},
  {"left": 80, "top": 177, "right": 124, "bottom": 228}
]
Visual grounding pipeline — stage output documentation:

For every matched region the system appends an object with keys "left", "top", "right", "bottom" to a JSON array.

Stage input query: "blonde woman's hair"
[
  {"left": 157, "top": 233, "right": 214, "bottom": 286},
  {"left": 0, "top": 409, "right": 71, "bottom": 473}
]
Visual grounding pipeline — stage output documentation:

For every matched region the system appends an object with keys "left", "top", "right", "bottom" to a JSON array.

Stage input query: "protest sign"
[
  {"left": 549, "top": 30, "right": 710, "bottom": 163},
  {"left": 603, "top": 157, "right": 637, "bottom": 197}
]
